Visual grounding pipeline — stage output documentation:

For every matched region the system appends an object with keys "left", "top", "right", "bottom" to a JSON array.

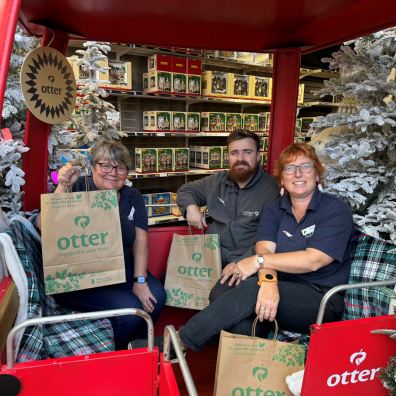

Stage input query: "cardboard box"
[
  {"left": 157, "top": 148, "right": 173, "bottom": 172},
  {"left": 221, "top": 146, "right": 229, "bottom": 168},
  {"left": 229, "top": 74, "right": 250, "bottom": 99},
  {"left": 259, "top": 151, "right": 267, "bottom": 167},
  {"left": 143, "top": 194, "right": 152, "bottom": 217},
  {"left": 173, "top": 148, "right": 190, "bottom": 171},
  {"left": 171, "top": 192, "right": 182, "bottom": 216},
  {"left": 68, "top": 56, "right": 107, "bottom": 82},
  {"left": 300, "top": 117, "right": 315, "bottom": 131},
  {"left": 225, "top": 113, "right": 243, "bottom": 131},
  {"left": 135, "top": 148, "right": 157, "bottom": 173},
  {"left": 101, "top": 61, "right": 132, "bottom": 90},
  {"left": 172, "top": 73, "right": 187, "bottom": 94},
  {"left": 295, "top": 118, "right": 302, "bottom": 133},
  {"left": 143, "top": 70, "right": 172, "bottom": 93},
  {"left": 171, "top": 56, "right": 187, "bottom": 73},
  {"left": 187, "top": 75, "right": 201, "bottom": 95},
  {"left": 235, "top": 52, "right": 253, "bottom": 63},
  {"left": 151, "top": 192, "right": 172, "bottom": 217},
  {"left": 148, "top": 54, "right": 172, "bottom": 72},
  {"left": 258, "top": 112, "right": 270, "bottom": 132},
  {"left": 195, "top": 146, "right": 202, "bottom": 167},
  {"left": 201, "top": 146, "right": 222, "bottom": 169},
  {"left": 202, "top": 71, "right": 228, "bottom": 97},
  {"left": 189, "top": 145, "right": 196, "bottom": 167},
  {"left": 187, "top": 58, "right": 202, "bottom": 75},
  {"left": 150, "top": 111, "right": 171, "bottom": 131},
  {"left": 243, "top": 113, "right": 259, "bottom": 131},
  {"left": 201, "top": 112, "right": 226, "bottom": 132},
  {"left": 260, "top": 136, "right": 269, "bottom": 151},
  {"left": 171, "top": 112, "right": 186, "bottom": 131},
  {"left": 143, "top": 111, "right": 151, "bottom": 131},
  {"left": 298, "top": 84, "right": 305, "bottom": 103},
  {"left": 250, "top": 76, "right": 272, "bottom": 100},
  {"left": 252, "top": 53, "right": 272, "bottom": 66},
  {"left": 186, "top": 112, "right": 200, "bottom": 132}
]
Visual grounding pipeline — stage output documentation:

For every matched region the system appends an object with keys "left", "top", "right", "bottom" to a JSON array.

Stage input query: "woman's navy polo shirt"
[
  {"left": 256, "top": 188, "right": 354, "bottom": 287},
  {"left": 73, "top": 177, "right": 148, "bottom": 285}
]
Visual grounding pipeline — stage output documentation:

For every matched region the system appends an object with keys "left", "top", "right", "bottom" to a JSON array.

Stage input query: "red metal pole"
[
  {"left": 22, "top": 29, "right": 69, "bottom": 211},
  {"left": 267, "top": 48, "right": 301, "bottom": 174},
  {"left": 0, "top": 0, "right": 22, "bottom": 124}
]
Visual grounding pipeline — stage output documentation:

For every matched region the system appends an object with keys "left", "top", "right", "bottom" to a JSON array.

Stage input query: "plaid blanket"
[
  {"left": 7, "top": 220, "right": 115, "bottom": 363},
  {"left": 344, "top": 230, "right": 396, "bottom": 320}
]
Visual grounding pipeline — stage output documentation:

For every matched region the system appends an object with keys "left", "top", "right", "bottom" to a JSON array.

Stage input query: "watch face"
[
  {"left": 257, "top": 255, "right": 264, "bottom": 264},
  {"left": 137, "top": 276, "right": 146, "bottom": 283}
]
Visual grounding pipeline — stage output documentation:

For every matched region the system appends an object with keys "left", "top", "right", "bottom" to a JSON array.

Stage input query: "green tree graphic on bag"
[
  {"left": 204, "top": 234, "right": 220, "bottom": 250},
  {"left": 165, "top": 287, "right": 193, "bottom": 306},
  {"left": 90, "top": 190, "right": 118, "bottom": 210},
  {"left": 272, "top": 344, "right": 305, "bottom": 367}
]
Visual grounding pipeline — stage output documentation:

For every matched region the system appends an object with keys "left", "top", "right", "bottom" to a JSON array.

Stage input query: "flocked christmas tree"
[
  {"left": 1, "top": 28, "right": 38, "bottom": 213},
  {"left": 48, "top": 41, "right": 126, "bottom": 177},
  {"left": 309, "top": 28, "right": 396, "bottom": 244}
]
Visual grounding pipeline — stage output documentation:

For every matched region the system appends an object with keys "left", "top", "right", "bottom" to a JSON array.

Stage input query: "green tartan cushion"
[{"left": 344, "top": 230, "right": 396, "bottom": 320}]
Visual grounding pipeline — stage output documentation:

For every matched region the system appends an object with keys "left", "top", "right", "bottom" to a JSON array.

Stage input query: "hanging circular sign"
[{"left": 21, "top": 47, "right": 76, "bottom": 124}]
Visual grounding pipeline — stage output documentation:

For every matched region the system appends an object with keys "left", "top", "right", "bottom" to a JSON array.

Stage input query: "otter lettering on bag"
[
  {"left": 40, "top": 190, "right": 125, "bottom": 295},
  {"left": 164, "top": 233, "right": 221, "bottom": 310}
]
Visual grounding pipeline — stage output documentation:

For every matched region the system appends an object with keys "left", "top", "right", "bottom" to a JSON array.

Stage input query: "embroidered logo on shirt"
[
  {"left": 128, "top": 206, "right": 135, "bottom": 220},
  {"left": 282, "top": 230, "right": 293, "bottom": 238},
  {"left": 301, "top": 225, "right": 315, "bottom": 238},
  {"left": 218, "top": 197, "right": 225, "bottom": 205},
  {"left": 243, "top": 210, "right": 260, "bottom": 217}
]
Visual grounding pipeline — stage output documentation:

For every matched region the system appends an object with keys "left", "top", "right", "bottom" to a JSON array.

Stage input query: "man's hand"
[
  {"left": 186, "top": 204, "right": 207, "bottom": 229},
  {"left": 256, "top": 283, "right": 279, "bottom": 322},
  {"left": 133, "top": 283, "right": 157, "bottom": 313}
]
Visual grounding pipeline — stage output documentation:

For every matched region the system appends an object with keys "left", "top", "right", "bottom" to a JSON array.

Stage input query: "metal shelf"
[
  {"left": 125, "top": 131, "right": 269, "bottom": 137},
  {"left": 129, "top": 168, "right": 225, "bottom": 179}
]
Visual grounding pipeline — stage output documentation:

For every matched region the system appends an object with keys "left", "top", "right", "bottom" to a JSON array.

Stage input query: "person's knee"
[{"left": 209, "top": 281, "right": 232, "bottom": 303}]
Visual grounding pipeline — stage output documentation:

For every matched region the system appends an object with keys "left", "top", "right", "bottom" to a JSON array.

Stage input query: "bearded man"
[{"left": 176, "top": 129, "right": 279, "bottom": 301}]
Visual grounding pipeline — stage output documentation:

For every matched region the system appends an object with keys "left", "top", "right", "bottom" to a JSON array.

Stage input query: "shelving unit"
[{"left": 66, "top": 42, "right": 337, "bottom": 225}]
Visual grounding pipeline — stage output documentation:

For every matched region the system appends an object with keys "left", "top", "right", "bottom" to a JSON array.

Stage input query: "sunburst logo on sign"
[{"left": 21, "top": 47, "right": 76, "bottom": 124}]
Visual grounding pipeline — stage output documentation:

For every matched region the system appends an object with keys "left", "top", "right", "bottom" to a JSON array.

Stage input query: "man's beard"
[{"left": 228, "top": 161, "right": 257, "bottom": 184}]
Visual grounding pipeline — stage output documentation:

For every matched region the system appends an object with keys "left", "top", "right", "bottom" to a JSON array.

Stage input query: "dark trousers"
[
  {"left": 54, "top": 272, "right": 166, "bottom": 350},
  {"left": 179, "top": 277, "right": 344, "bottom": 351}
]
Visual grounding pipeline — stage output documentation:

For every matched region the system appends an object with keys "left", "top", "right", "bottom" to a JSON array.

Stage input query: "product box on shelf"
[
  {"left": 68, "top": 56, "right": 107, "bottom": 82},
  {"left": 195, "top": 147, "right": 202, "bottom": 166},
  {"left": 243, "top": 113, "right": 259, "bottom": 131},
  {"left": 250, "top": 76, "right": 272, "bottom": 100},
  {"left": 157, "top": 148, "right": 173, "bottom": 172},
  {"left": 171, "top": 56, "right": 187, "bottom": 73},
  {"left": 186, "top": 112, "right": 200, "bottom": 132},
  {"left": 135, "top": 148, "right": 157, "bottom": 173},
  {"left": 202, "top": 71, "right": 228, "bottom": 97},
  {"left": 171, "top": 112, "right": 186, "bottom": 131},
  {"left": 201, "top": 112, "right": 226, "bottom": 132},
  {"left": 172, "top": 73, "right": 187, "bottom": 94},
  {"left": 101, "top": 61, "right": 132, "bottom": 90},
  {"left": 201, "top": 146, "right": 222, "bottom": 169},
  {"left": 300, "top": 116, "right": 315, "bottom": 131},
  {"left": 260, "top": 136, "right": 269, "bottom": 152},
  {"left": 187, "top": 58, "right": 202, "bottom": 75},
  {"left": 150, "top": 111, "right": 171, "bottom": 131},
  {"left": 259, "top": 151, "right": 268, "bottom": 167},
  {"left": 187, "top": 75, "right": 201, "bottom": 95},
  {"left": 252, "top": 53, "right": 272, "bottom": 66},
  {"left": 143, "top": 111, "right": 151, "bottom": 131},
  {"left": 258, "top": 112, "right": 270, "bottom": 132},
  {"left": 189, "top": 146, "right": 196, "bottom": 167},
  {"left": 173, "top": 148, "right": 190, "bottom": 171},
  {"left": 229, "top": 74, "right": 250, "bottom": 99},
  {"left": 225, "top": 113, "right": 243, "bottom": 131},
  {"left": 171, "top": 192, "right": 182, "bottom": 216},
  {"left": 221, "top": 146, "right": 229, "bottom": 168},
  {"left": 151, "top": 192, "right": 172, "bottom": 217},
  {"left": 298, "top": 84, "right": 305, "bottom": 103},
  {"left": 295, "top": 118, "right": 302, "bottom": 133},
  {"left": 235, "top": 52, "right": 254, "bottom": 63},
  {"left": 143, "top": 194, "right": 152, "bottom": 217},
  {"left": 143, "top": 70, "right": 172, "bottom": 93},
  {"left": 147, "top": 54, "right": 172, "bottom": 72}
]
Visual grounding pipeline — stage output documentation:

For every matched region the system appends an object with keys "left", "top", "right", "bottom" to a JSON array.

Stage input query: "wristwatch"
[
  {"left": 257, "top": 273, "right": 278, "bottom": 286},
  {"left": 256, "top": 254, "right": 265, "bottom": 270},
  {"left": 134, "top": 276, "right": 147, "bottom": 284}
]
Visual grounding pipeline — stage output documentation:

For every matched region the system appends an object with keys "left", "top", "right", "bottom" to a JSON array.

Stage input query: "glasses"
[
  {"left": 282, "top": 162, "right": 314, "bottom": 175},
  {"left": 96, "top": 162, "right": 129, "bottom": 175}
]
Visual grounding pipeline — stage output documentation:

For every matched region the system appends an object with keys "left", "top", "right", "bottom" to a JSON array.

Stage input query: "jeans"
[
  {"left": 179, "top": 277, "right": 344, "bottom": 351},
  {"left": 54, "top": 272, "right": 166, "bottom": 349}
]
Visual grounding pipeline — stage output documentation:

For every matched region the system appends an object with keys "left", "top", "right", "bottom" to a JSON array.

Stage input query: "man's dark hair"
[{"left": 227, "top": 129, "right": 260, "bottom": 152}]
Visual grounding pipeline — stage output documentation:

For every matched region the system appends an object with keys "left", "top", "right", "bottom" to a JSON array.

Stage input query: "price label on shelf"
[
  {"left": 159, "top": 173, "right": 168, "bottom": 177},
  {"left": 156, "top": 132, "right": 165, "bottom": 136}
]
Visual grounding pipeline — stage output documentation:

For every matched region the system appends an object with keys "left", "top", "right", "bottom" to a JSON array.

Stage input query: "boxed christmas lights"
[
  {"left": 135, "top": 148, "right": 157, "bottom": 173},
  {"left": 201, "top": 112, "right": 226, "bottom": 132}
]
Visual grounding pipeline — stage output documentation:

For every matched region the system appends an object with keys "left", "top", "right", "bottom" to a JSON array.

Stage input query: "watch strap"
[{"left": 257, "top": 273, "right": 278, "bottom": 286}]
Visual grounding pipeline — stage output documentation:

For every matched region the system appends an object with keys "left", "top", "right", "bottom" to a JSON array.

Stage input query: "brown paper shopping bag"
[
  {"left": 40, "top": 189, "right": 125, "bottom": 295},
  {"left": 214, "top": 319, "right": 305, "bottom": 396},
  {"left": 164, "top": 232, "right": 222, "bottom": 310}
]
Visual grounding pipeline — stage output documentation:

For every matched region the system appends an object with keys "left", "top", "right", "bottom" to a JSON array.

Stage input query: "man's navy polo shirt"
[
  {"left": 73, "top": 176, "right": 148, "bottom": 285},
  {"left": 256, "top": 188, "right": 353, "bottom": 287}
]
